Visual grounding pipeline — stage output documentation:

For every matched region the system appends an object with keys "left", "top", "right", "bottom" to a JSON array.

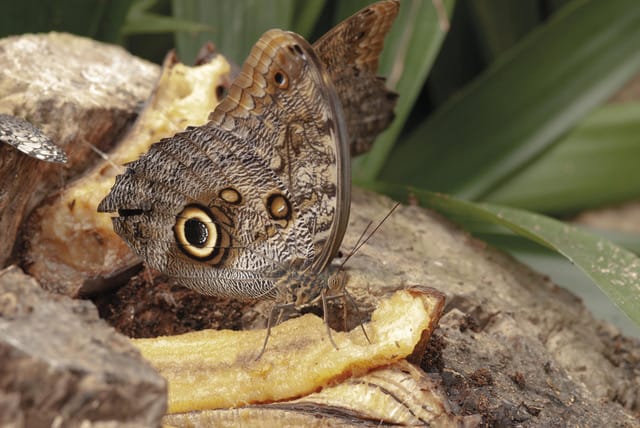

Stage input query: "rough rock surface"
[
  {"left": 0, "top": 32, "right": 159, "bottom": 266},
  {"left": 0, "top": 266, "right": 166, "bottom": 427},
  {"left": 96, "top": 189, "right": 640, "bottom": 426}
]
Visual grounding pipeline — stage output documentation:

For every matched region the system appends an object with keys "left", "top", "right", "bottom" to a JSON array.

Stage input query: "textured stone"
[
  {"left": 0, "top": 266, "right": 166, "bottom": 427},
  {"left": 0, "top": 32, "right": 159, "bottom": 266},
  {"left": 337, "top": 189, "right": 640, "bottom": 426}
]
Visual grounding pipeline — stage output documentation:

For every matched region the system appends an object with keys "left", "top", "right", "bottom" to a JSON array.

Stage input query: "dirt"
[{"left": 92, "top": 269, "right": 252, "bottom": 338}]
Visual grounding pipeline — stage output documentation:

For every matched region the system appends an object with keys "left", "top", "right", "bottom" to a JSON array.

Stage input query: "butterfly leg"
[
  {"left": 321, "top": 288, "right": 339, "bottom": 350},
  {"left": 142, "top": 263, "right": 155, "bottom": 286},
  {"left": 343, "top": 289, "right": 371, "bottom": 344},
  {"left": 324, "top": 287, "right": 371, "bottom": 345},
  {"left": 256, "top": 302, "right": 294, "bottom": 360}
]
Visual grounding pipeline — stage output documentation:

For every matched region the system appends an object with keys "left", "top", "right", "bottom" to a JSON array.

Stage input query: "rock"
[
  {"left": 575, "top": 200, "right": 640, "bottom": 234},
  {"left": 97, "top": 188, "right": 640, "bottom": 426},
  {"left": 0, "top": 266, "right": 166, "bottom": 427},
  {"left": 0, "top": 32, "right": 159, "bottom": 266}
]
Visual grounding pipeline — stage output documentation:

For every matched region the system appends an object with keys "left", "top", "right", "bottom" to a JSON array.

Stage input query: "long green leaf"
[
  {"left": 371, "top": 184, "right": 640, "bottom": 327},
  {"left": 0, "top": 0, "right": 131, "bottom": 43},
  {"left": 291, "top": 0, "right": 325, "bottom": 38},
  {"left": 484, "top": 101, "right": 640, "bottom": 214},
  {"left": 467, "top": 0, "right": 540, "bottom": 60},
  {"left": 352, "top": 0, "right": 455, "bottom": 181},
  {"left": 580, "top": 226, "right": 640, "bottom": 256},
  {"left": 381, "top": 0, "right": 640, "bottom": 199}
]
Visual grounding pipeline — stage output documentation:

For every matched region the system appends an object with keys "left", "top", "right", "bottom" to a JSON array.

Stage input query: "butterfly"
[{"left": 98, "top": 1, "right": 398, "bottom": 339}]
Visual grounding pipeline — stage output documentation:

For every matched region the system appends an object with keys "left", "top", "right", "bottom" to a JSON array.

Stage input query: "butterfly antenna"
[
  {"left": 335, "top": 220, "right": 372, "bottom": 272},
  {"left": 83, "top": 139, "right": 123, "bottom": 171},
  {"left": 339, "top": 201, "right": 401, "bottom": 269},
  {"left": 328, "top": 202, "right": 401, "bottom": 344}
]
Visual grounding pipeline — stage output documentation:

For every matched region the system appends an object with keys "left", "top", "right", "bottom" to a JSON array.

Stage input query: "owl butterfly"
[{"left": 98, "top": 0, "right": 399, "bottom": 348}]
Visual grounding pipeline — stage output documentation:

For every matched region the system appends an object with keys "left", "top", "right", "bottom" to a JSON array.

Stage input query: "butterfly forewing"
[
  {"left": 208, "top": 30, "right": 350, "bottom": 276},
  {"left": 99, "top": 1, "right": 400, "bottom": 310},
  {"left": 99, "top": 30, "right": 349, "bottom": 300}
]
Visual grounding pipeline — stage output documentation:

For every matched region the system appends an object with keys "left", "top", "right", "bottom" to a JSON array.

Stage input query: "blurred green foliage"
[
  {"left": 3, "top": 0, "right": 639, "bottom": 334},
  {"left": 0, "top": 0, "right": 131, "bottom": 43}
]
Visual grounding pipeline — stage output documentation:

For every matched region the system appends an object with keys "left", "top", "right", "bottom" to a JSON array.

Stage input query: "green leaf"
[
  {"left": 352, "top": 0, "right": 455, "bottom": 181},
  {"left": 484, "top": 101, "right": 640, "bottom": 214},
  {"left": 581, "top": 226, "right": 640, "bottom": 256},
  {"left": 291, "top": 0, "right": 325, "bottom": 38},
  {"left": 173, "top": 0, "right": 295, "bottom": 65},
  {"left": 370, "top": 184, "right": 640, "bottom": 327},
  {"left": 467, "top": 0, "right": 540, "bottom": 60},
  {"left": 380, "top": 0, "right": 640, "bottom": 200},
  {"left": 0, "top": 0, "right": 131, "bottom": 43},
  {"left": 122, "top": 0, "right": 210, "bottom": 35}
]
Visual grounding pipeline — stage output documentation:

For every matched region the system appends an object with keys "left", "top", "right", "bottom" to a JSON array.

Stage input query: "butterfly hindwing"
[{"left": 313, "top": 0, "right": 399, "bottom": 156}]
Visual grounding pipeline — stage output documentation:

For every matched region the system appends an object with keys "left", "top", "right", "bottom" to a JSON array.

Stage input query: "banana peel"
[
  {"left": 163, "top": 361, "right": 481, "bottom": 427},
  {"left": 133, "top": 288, "right": 447, "bottom": 415}
]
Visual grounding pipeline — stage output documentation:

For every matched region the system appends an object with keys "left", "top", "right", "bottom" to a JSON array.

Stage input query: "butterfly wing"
[
  {"left": 209, "top": 30, "right": 351, "bottom": 275},
  {"left": 98, "top": 30, "right": 349, "bottom": 299},
  {"left": 0, "top": 114, "right": 67, "bottom": 163},
  {"left": 313, "top": 0, "right": 399, "bottom": 156}
]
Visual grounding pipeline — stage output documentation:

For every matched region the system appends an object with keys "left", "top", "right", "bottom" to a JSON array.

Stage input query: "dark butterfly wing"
[{"left": 313, "top": 0, "right": 399, "bottom": 156}]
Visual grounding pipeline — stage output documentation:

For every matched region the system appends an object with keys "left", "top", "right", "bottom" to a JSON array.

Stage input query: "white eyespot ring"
[{"left": 174, "top": 204, "right": 221, "bottom": 261}]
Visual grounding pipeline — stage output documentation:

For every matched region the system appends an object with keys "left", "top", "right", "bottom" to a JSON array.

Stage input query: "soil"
[{"left": 92, "top": 268, "right": 251, "bottom": 338}]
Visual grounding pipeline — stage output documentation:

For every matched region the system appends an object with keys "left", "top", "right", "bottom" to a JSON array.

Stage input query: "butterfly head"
[{"left": 272, "top": 265, "right": 331, "bottom": 308}]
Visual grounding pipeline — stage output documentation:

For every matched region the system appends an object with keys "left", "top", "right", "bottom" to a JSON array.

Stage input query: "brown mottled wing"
[
  {"left": 209, "top": 30, "right": 350, "bottom": 275},
  {"left": 313, "top": 0, "right": 399, "bottom": 156},
  {"left": 98, "top": 30, "right": 349, "bottom": 299}
]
